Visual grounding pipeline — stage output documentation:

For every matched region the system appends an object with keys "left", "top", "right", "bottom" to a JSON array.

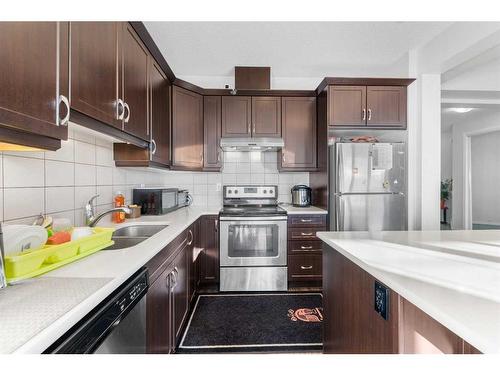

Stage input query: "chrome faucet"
[{"left": 85, "top": 195, "right": 131, "bottom": 227}]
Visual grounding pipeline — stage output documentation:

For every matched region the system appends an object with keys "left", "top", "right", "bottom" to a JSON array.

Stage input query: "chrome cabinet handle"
[
  {"left": 169, "top": 271, "right": 176, "bottom": 291},
  {"left": 248, "top": 122, "right": 251, "bottom": 134},
  {"left": 282, "top": 153, "right": 286, "bottom": 163},
  {"left": 217, "top": 152, "right": 221, "bottom": 163},
  {"left": 215, "top": 219, "right": 218, "bottom": 232},
  {"left": 117, "top": 99, "right": 125, "bottom": 120},
  {"left": 362, "top": 108, "right": 366, "bottom": 121},
  {"left": 367, "top": 108, "right": 372, "bottom": 121},
  {"left": 301, "top": 232, "right": 314, "bottom": 236},
  {"left": 187, "top": 230, "right": 193, "bottom": 245},
  {"left": 300, "top": 265, "right": 313, "bottom": 270},
  {"left": 59, "top": 95, "right": 70, "bottom": 126},
  {"left": 300, "top": 219, "right": 312, "bottom": 223},
  {"left": 123, "top": 102, "right": 131, "bottom": 123},
  {"left": 300, "top": 245, "right": 313, "bottom": 250},
  {"left": 150, "top": 139, "right": 157, "bottom": 155},
  {"left": 253, "top": 123, "right": 256, "bottom": 133}
]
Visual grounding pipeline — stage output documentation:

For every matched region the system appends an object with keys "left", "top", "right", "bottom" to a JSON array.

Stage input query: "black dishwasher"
[{"left": 46, "top": 268, "right": 149, "bottom": 354}]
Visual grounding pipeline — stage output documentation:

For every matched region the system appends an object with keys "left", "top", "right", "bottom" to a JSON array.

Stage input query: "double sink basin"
[{"left": 105, "top": 224, "right": 168, "bottom": 250}]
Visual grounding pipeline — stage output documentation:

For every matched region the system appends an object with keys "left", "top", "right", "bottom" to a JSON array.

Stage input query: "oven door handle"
[{"left": 219, "top": 216, "right": 288, "bottom": 222}]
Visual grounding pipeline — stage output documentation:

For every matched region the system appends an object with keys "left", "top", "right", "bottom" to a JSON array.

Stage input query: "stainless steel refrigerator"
[{"left": 329, "top": 141, "right": 407, "bottom": 231}]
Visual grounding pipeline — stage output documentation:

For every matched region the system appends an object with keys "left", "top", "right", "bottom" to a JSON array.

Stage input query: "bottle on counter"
[{"left": 113, "top": 191, "right": 126, "bottom": 223}]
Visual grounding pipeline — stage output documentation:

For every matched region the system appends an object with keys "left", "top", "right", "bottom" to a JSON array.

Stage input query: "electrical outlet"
[
  {"left": 216, "top": 183, "right": 222, "bottom": 192},
  {"left": 374, "top": 281, "right": 389, "bottom": 320}
]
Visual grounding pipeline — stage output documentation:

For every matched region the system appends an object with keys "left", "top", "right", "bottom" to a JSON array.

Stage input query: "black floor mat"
[{"left": 178, "top": 293, "right": 323, "bottom": 353}]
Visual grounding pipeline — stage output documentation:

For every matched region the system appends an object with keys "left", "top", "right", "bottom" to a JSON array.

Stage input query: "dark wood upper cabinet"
[
  {"left": 121, "top": 23, "right": 150, "bottom": 141},
  {"left": 0, "top": 22, "right": 68, "bottom": 147},
  {"left": 198, "top": 216, "right": 219, "bottom": 284},
  {"left": 71, "top": 22, "right": 121, "bottom": 129},
  {"left": 279, "top": 97, "right": 317, "bottom": 171},
  {"left": 251, "top": 97, "right": 281, "bottom": 137},
  {"left": 221, "top": 96, "right": 252, "bottom": 137},
  {"left": 150, "top": 60, "right": 171, "bottom": 166},
  {"left": 366, "top": 86, "right": 406, "bottom": 127},
  {"left": 203, "top": 96, "right": 222, "bottom": 171},
  {"left": 328, "top": 84, "right": 407, "bottom": 128},
  {"left": 171, "top": 86, "right": 204, "bottom": 170},
  {"left": 328, "top": 85, "right": 366, "bottom": 126}
]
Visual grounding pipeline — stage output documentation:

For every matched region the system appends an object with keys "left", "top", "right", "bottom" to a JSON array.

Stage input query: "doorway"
[{"left": 470, "top": 130, "right": 500, "bottom": 230}]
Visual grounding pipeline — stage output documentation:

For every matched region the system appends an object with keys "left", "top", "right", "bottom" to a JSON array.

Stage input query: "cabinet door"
[
  {"left": 280, "top": 97, "right": 317, "bottom": 170},
  {"left": 203, "top": 96, "right": 222, "bottom": 170},
  {"left": 328, "top": 85, "right": 366, "bottom": 126},
  {"left": 221, "top": 96, "right": 252, "bottom": 137},
  {"left": 188, "top": 223, "right": 198, "bottom": 303},
  {"left": 122, "top": 23, "right": 150, "bottom": 140},
  {"left": 0, "top": 22, "right": 68, "bottom": 141},
  {"left": 150, "top": 60, "right": 171, "bottom": 166},
  {"left": 199, "top": 216, "right": 219, "bottom": 284},
  {"left": 366, "top": 86, "right": 406, "bottom": 127},
  {"left": 172, "top": 242, "right": 189, "bottom": 342},
  {"left": 71, "top": 22, "right": 121, "bottom": 129},
  {"left": 172, "top": 86, "right": 203, "bottom": 169},
  {"left": 147, "top": 267, "right": 173, "bottom": 354},
  {"left": 252, "top": 97, "right": 281, "bottom": 137}
]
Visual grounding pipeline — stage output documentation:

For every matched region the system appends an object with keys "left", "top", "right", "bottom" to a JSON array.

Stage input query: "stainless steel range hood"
[{"left": 220, "top": 137, "right": 284, "bottom": 152}]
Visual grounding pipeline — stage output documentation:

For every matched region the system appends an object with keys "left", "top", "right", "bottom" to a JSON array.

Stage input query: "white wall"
[
  {"left": 0, "top": 124, "right": 307, "bottom": 226},
  {"left": 441, "top": 130, "right": 453, "bottom": 180},
  {"left": 470, "top": 130, "right": 500, "bottom": 225},
  {"left": 451, "top": 110, "right": 500, "bottom": 229}
]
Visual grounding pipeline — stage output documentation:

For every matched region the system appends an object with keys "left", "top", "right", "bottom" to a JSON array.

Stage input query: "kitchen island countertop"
[{"left": 317, "top": 230, "right": 500, "bottom": 353}]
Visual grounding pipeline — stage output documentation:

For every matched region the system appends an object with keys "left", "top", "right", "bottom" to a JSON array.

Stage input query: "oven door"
[{"left": 219, "top": 216, "right": 287, "bottom": 267}]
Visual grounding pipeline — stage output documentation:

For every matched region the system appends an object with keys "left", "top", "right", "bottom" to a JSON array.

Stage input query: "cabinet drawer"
[
  {"left": 288, "top": 227, "right": 322, "bottom": 240},
  {"left": 288, "top": 240, "right": 322, "bottom": 254},
  {"left": 289, "top": 215, "right": 327, "bottom": 227},
  {"left": 288, "top": 254, "right": 322, "bottom": 280}
]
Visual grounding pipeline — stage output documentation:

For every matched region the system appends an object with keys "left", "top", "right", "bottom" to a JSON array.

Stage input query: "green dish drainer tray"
[{"left": 5, "top": 227, "right": 115, "bottom": 283}]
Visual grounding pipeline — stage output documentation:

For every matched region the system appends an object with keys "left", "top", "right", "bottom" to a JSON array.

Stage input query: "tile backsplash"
[{"left": 0, "top": 123, "right": 308, "bottom": 225}]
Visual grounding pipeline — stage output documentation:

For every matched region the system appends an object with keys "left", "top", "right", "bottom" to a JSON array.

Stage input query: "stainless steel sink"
[
  {"left": 105, "top": 237, "right": 149, "bottom": 250},
  {"left": 104, "top": 224, "right": 168, "bottom": 250},
  {"left": 112, "top": 225, "right": 168, "bottom": 238}
]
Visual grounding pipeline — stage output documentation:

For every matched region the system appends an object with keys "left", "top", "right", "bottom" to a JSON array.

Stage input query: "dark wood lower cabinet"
[
  {"left": 323, "top": 246, "right": 399, "bottom": 354},
  {"left": 287, "top": 215, "right": 326, "bottom": 290},
  {"left": 147, "top": 264, "right": 174, "bottom": 354},
  {"left": 198, "top": 216, "right": 219, "bottom": 285},
  {"left": 172, "top": 243, "right": 189, "bottom": 342},
  {"left": 145, "top": 216, "right": 219, "bottom": 354},
  {"left": 323, "top": 244, "right": 483, "bottom": 354},
  {"left": 145, "top": 228, "right": 190, "bottom": 353},
  {"left": 399, "top": 297, "right": 463, "bottom": 354},
  {"left": 288, "top": 254, "right": 322, "bottom": 281}
]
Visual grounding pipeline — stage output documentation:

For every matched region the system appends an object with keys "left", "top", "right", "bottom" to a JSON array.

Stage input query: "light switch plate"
[{"left": 374, "top": 281, "right": 389, "bottom": 320}]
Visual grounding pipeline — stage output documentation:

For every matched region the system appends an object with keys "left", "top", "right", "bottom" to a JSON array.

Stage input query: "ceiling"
[
  {"left": 441, "top": 48, "right": 500, "bottom": 132},
  {"left": 144, "top": 22, "right": 452, "bottom": 79}
]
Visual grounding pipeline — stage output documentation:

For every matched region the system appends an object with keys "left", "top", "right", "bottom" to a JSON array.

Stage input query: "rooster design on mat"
[{"left": 287, "top": 307, "right": 323, "bottom": 322}]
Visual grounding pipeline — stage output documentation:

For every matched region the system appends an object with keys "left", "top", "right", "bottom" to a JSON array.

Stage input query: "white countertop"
[
  {"left": 1, "top": 206, "right": 220, "bottom": 354},
  {"left": 316, "top": 230, "right": 500, "bottom": 353},
  {"left": 279, "top": 204, "right": 328, "bottom": 215}
]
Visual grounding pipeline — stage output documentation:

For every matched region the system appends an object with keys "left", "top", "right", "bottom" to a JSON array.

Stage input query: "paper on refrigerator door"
[{"left": 371, "top": 144, "right": 393, "bottom": 170}]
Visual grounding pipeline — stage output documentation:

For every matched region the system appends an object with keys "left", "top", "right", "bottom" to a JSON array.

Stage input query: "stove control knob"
[
  {"left": 263, "top": 189, "right": 267, "bottom": 194},
  {"left": 270, "top": 189, "right": 273, "bottom": 194},
  {"left": 228, "top": 189, "right": 232, "bottom": 194},
  {"left": 234, "top": 190, "right": 239, "bottom": 194}
]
